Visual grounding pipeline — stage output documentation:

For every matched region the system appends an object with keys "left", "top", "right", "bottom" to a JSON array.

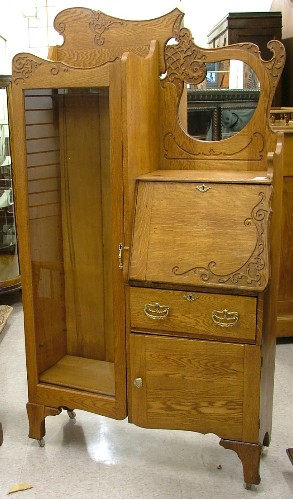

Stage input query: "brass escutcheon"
[
  {"left": 183, "top": 293, "right": 199, "bottom": 301},
  {"left": 196, "top": 184, "right": 211, "bottom": 193}
]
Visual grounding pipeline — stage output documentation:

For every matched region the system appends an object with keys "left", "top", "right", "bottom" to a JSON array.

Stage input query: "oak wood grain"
[
  {"left": 130, "top": 180, "right": 271, "bottom": 292},
  {"left": 39, "top": 355, "right": 115, "bottom": 396},
  {"left": 48, "top": 8, "right": 183, "bottom": 73},
  {"left": 129, "top": 333, "right": 260, "bottom": 442}
]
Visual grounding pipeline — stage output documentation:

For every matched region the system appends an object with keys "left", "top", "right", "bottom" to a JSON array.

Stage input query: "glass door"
[{"left": 11, "top": 58, "right": 126, "bottom": 419}]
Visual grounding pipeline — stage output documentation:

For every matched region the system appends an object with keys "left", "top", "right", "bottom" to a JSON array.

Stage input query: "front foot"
[
  {"left": 27, "top": 403, "right": 61, "bottom": 443},
  {"left": 219, "top": 439, "right": 262, "bottom": 487}
]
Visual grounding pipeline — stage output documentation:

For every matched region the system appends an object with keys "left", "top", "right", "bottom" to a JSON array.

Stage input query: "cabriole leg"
[{"left": 219, "top": 439, "right": 262, "bottom": 487}]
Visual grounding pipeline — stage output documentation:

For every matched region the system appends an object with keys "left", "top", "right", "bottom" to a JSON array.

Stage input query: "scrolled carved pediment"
[{"left": 50, "top": 7, "right": 184, "bottom": 71}]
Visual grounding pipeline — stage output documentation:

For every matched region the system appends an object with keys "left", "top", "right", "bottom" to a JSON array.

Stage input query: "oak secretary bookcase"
[{"left": 10, "top": 8, "right": 285, "bottom": 488}]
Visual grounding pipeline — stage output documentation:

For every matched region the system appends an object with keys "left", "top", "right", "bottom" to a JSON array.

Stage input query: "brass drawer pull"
[
  {"left": 211, "top": 309, "right": 239, "bottom": 328},
  {"left": 144, "top": 302, "right": 170, "bottom": 320}
]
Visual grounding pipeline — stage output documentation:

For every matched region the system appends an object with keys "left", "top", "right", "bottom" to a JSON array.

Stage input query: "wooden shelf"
[
  {"left": 39, "top": 355, "right": 115, "bottom": 396},
  {"left": 137, "top": 170, "right": 271, "bottom": 184}
]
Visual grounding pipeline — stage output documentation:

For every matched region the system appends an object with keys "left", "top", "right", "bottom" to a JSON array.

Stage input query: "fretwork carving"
[{"left": 163, "top": 28, "right": 207, "bottom": 96}]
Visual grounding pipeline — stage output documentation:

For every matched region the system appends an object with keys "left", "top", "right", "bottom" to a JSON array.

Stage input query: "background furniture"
[
  {"left": 207, "top": 12, "right": 282, "bottom": 106},
  {"left": 187, "top": 89, "right": 259, "bottom": 140},
  {"left": 271, "top": 0, "right": 293, "bottom": 107},
  {"left": 10, "top": 8, "right": 285, "bottom": 488}
]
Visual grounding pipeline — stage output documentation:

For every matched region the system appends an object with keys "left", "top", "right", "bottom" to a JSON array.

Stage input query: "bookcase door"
[{"left": 11, "top": 59, "right": 126, "bottom": 418}]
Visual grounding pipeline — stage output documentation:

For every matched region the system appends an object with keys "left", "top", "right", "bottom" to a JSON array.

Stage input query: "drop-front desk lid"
[{"left": 129, "top": 170, "right": 272, "bottom": 292}]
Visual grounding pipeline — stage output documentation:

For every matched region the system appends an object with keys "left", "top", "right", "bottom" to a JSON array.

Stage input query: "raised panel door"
[{"left": 128, "top": 333, "right": 261, "bottom": 443}]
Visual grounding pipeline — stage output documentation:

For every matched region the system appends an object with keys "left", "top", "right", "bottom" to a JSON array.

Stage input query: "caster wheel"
[
  {"left": 38, "top": 438, "right": 45, "bottom": 447},
  {"left": 67, "top": 410, "right": 76, "bottom": 420},
  {"left": 244, "top": 483, "right": 257, "bottom": 490}
]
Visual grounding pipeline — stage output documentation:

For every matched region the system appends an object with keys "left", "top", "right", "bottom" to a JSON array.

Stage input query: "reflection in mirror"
[
  {"left": 182, "top": 60, "right": 260, "bottom": 141},
  {"left": 0, "top": 81, "right": 20, "bottom": 290}
]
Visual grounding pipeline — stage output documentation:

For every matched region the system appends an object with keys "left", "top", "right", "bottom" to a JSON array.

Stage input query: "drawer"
[{"left": 130, "top": 287, "right": 257, "bottom": 342}]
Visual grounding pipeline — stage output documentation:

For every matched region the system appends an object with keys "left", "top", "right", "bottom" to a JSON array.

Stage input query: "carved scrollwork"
[
  {"left": 13, "top": 56, "right": 42, "bottom": 85},
  {"left": 163, "top": 28, "right": 207, "bottom": 96},
  {"left": 263, "top": 40, "right": 286, "bottom": 96},
  {"left": 89, "top": 11, "right": 126, "bottom": 46},
  {"left": 163, "top": 131, "right": 265, "bottom": 161},
  {"left": 50, "top": 65, "right": 69, "bottom": 76},
  {"left": 171, "top": 191, "right": 271, "bottom": 290}
]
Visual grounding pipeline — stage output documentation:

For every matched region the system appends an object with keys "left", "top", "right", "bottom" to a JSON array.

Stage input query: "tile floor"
[{"left": 0, "top": 291, "right": 292, "bottom": 499}]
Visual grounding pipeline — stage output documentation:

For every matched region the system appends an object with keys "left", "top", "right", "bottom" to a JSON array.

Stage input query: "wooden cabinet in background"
[
  {"left": 207, "top": 12, "right": 282, "bottom": 56},
  {"left": 208, "top": 12, "right": 283, "bottom": 106},
  {"left": 10, "top": 7, "right": 285, "bottom": 489}
]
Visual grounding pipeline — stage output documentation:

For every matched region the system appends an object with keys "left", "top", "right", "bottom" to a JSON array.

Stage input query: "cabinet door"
[
  {"left": 11, "top": 58, "right": 126, "bottom": 418},
  {"left": 129, "top": 333, "right": 261, "bottom": 443}
]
